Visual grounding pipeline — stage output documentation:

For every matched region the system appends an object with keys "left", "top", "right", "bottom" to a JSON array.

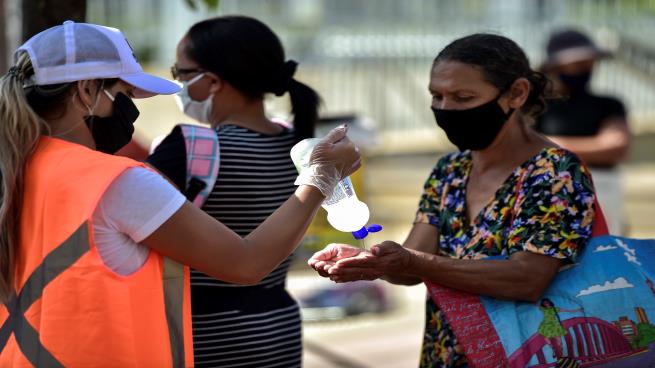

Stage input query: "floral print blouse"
[{"left": 415, "top": 147, "right": 595, "bottom": 367}]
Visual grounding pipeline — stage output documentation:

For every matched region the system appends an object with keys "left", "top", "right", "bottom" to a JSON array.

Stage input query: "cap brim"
[
  {"left": 120, "top": 72, "right": 181, "bottom": 98},
  {"left": 545, "top": 47, "right": 612, "bottom": 68}
]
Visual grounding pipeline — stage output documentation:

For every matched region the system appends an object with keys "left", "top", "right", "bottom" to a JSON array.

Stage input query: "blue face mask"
[{"left": 558, "top": 71, "right": 592, "bottom": 93}]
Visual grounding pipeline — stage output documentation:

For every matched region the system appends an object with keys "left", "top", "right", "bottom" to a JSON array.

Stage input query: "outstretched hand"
[
  {"left": 308, "top": 241, "right": 414, "bottom": 283},
  {"left": 308, "top": 244, "right": 367, "bottom": 277},
  {"left": 326, "top": 241, "right": 413, "bottom": 283}
]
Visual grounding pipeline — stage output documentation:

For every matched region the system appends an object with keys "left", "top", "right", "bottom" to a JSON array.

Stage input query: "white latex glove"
[{"left": 294, "top": 125, "right": 361, "bottom": 198}]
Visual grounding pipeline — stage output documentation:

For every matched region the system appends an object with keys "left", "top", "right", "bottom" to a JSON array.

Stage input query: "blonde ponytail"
[{"left": 0, "top": 52, "right": 50, "bottom": 302}]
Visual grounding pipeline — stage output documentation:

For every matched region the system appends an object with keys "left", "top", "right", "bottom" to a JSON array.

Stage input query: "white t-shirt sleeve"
[{"left": 92, "top": 166, "right": 186, "bottom": 275}]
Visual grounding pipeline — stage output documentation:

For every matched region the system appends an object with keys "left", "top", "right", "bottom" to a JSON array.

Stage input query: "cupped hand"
[
  {"left": 327, "top": 241, "right": 412, "bottom": 282},
  {"left": 308, "top": 243, "right": 366, "bottom": 277}
]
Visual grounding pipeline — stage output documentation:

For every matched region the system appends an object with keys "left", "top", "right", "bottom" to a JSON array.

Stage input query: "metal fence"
[{"left": 88, "top": 0, "right": 655, "bottom": 139}]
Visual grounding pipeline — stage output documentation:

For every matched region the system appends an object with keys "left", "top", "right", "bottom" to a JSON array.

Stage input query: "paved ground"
[{"left": 289, "top": 275, "right": 425, "bottom": 368}]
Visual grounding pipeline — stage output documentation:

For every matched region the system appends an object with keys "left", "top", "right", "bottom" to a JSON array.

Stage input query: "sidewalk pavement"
[{"left": 288, "top": 273, "right": 426, "bottom": 368}]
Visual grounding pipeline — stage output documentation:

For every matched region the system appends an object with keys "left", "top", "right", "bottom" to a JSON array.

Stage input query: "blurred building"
[
  {"left": 614, "top": 316, "right": 639, "bottom": 339},
  {"left": 636, "top": 307, "right": 650, "bottom": 324}
]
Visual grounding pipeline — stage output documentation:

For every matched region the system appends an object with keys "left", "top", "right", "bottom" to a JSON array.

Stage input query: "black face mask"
[
  {"left": 558, "top": 71, "right": 591, "bottom": 94},
  {"left": 431, "top": 94, "right": 514, "bottom": 151},
  {"left": 85, "top": 91, "right": 140, "bottom": 154}
]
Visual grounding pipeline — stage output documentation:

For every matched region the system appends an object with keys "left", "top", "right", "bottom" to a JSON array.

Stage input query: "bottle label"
[
  {"left": 323, "top": 178, "right": 354, "bottom": 206},
  {"left": 341, "top": 178, "right": 355, "bottom": 197}
]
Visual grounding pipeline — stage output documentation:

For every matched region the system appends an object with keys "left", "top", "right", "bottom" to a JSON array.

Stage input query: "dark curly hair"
[{"left": 434, "top": 33, "right": 553, "bottom": 119}]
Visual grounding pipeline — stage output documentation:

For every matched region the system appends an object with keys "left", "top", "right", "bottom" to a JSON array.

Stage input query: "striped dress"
[{"left": 147, "top": 123, "right": 302, "bottom": 368}]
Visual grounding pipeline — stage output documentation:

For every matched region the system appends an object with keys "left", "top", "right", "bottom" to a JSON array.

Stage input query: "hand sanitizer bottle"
[{"left": 290, "top": 138, "right": 370, "bottom": 235}]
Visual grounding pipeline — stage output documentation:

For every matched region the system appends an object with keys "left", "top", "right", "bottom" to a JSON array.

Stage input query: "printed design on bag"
[
  {"left": 487, "top": 237, "right": 655, "bottom": 367},
  {"left": 536, "top": 298, "right": 584, "bottom": 361}
]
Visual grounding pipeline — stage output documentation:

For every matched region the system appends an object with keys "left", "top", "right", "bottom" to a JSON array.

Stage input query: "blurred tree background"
[{"left": 0, "top": 0, "right": 220, "bottom": 71}]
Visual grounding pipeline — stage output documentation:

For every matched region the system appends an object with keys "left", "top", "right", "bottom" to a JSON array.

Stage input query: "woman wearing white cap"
[{"left": 0, "top": 21, "right": 359, "bottom": 367}]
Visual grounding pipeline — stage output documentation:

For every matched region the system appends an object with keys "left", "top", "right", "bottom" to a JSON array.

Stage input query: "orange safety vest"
[{"left": 0, "top": 137, "right": 193, "bottom": 367}]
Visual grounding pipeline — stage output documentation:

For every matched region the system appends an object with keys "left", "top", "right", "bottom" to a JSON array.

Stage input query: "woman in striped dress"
[{"left": 147, "top": 16, "right": 321, "bottom": 367}]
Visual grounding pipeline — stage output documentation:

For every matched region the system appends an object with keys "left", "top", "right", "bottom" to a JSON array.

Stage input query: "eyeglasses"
[{"left": 170, "top": 65, "right": 204, "bottom": 80}]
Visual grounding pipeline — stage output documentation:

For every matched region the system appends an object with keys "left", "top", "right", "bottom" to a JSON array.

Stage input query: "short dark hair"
[
  {"left": 184, "top": 16, "right": 320, "bottom": 139},
  {"left": 434, "top": 33, "right": 552, "bottom": 119}
]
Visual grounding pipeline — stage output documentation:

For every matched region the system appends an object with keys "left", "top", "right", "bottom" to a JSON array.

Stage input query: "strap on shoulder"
[
  {"left": 591, "top": 199, "right": 609, "bottom": 236},
  {"left": 574, "top": 154, "right": 610, "bottom": 236},
  {"left": 177, "top": 124, "right": 220, "bottom": 208},
  {"left": 156, "top": 121, "right": 288, "bottom": 208},
  {"left": 271, "top": 118, "right": 292, "bottom": 129}
]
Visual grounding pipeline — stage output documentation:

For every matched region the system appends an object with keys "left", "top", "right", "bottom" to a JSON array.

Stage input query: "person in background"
[
  {"left": 535, "top": 29, "right": 631, "bottom": 235},
  {"left": 308, "top": 33, "right": 599, "bottom": 367},
  {"left": 147, "top": 16, "right": 321, "bottom": 368},
  {"left": 0, "top": 21, "right": 359, "bottom": 367}
]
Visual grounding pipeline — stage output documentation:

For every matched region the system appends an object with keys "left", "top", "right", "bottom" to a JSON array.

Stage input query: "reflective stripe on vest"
[
  {"left": 163, "top": 257, "right": 186, "bottom": 368},
  {"left": 1, "top": 137, "right": 193, "bottom": 367},
  {"left": 0, "top": 224, "right": 89, "bottom": 367},
  {"left": 0, "top": 223, "right": 189, "bottom": 367}
]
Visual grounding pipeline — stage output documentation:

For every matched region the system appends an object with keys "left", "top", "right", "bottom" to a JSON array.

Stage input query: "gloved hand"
[{"left": 294, "top": 125, "right": 361, "bottom": 198}]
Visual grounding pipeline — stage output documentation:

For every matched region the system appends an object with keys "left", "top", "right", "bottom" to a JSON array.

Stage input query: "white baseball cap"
[{"left": 15, "top": 20, "right": 180, "bottom": 98}]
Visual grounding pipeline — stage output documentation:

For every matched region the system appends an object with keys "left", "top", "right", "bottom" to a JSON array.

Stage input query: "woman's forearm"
[
  {"left": 143, "top": 185, "right": 324, "bottom": 285},
  {"left": 549, "top": 135, "right": 629, "bottom": 166},
  {"left": 382, "top": 274, "right": 423, "bottom": 286},
  {"left": 406, "top": 249, "right": 561, "bottom": 302},
  {"left": 243, "top": 185, "right": 323, "bottom": 278},
  {"left": 145, "top": 126, "right": 360, "bottom": 284}
]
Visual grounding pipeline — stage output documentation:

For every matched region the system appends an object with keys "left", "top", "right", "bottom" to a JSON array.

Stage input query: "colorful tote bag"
[{"left": 426, "top": 197, "right": 655, "bottom": 366}]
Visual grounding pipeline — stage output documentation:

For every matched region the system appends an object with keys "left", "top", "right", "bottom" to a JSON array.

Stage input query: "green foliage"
[
  {"left": 184, "top": 0, "right": 220, "bottom": 11},
  {"left": 635, "top": 0, "right": 655, "bottom": 14},
  {"left": 633, "top": 323, "right": 655, "bottom": 348}
]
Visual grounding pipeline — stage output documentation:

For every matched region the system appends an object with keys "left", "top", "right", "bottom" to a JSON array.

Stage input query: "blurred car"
[{"left": 298, "top": 280, "right": 392, "bottom": 321}]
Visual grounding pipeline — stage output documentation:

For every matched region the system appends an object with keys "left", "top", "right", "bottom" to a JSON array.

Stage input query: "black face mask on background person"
[
  {"left": 431, "top": 94, "right": 514, "bottom": 152},
  {"left": 85, "top": 91, "right": 140, "bottom": 154},
  {"left": 558, "top": 71, "right": 592, "bottom": 94}
]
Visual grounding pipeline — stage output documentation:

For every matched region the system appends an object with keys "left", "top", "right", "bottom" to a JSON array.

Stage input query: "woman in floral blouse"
[{"left": 308, "top": 33, "right": 597, "bottom": 367}]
